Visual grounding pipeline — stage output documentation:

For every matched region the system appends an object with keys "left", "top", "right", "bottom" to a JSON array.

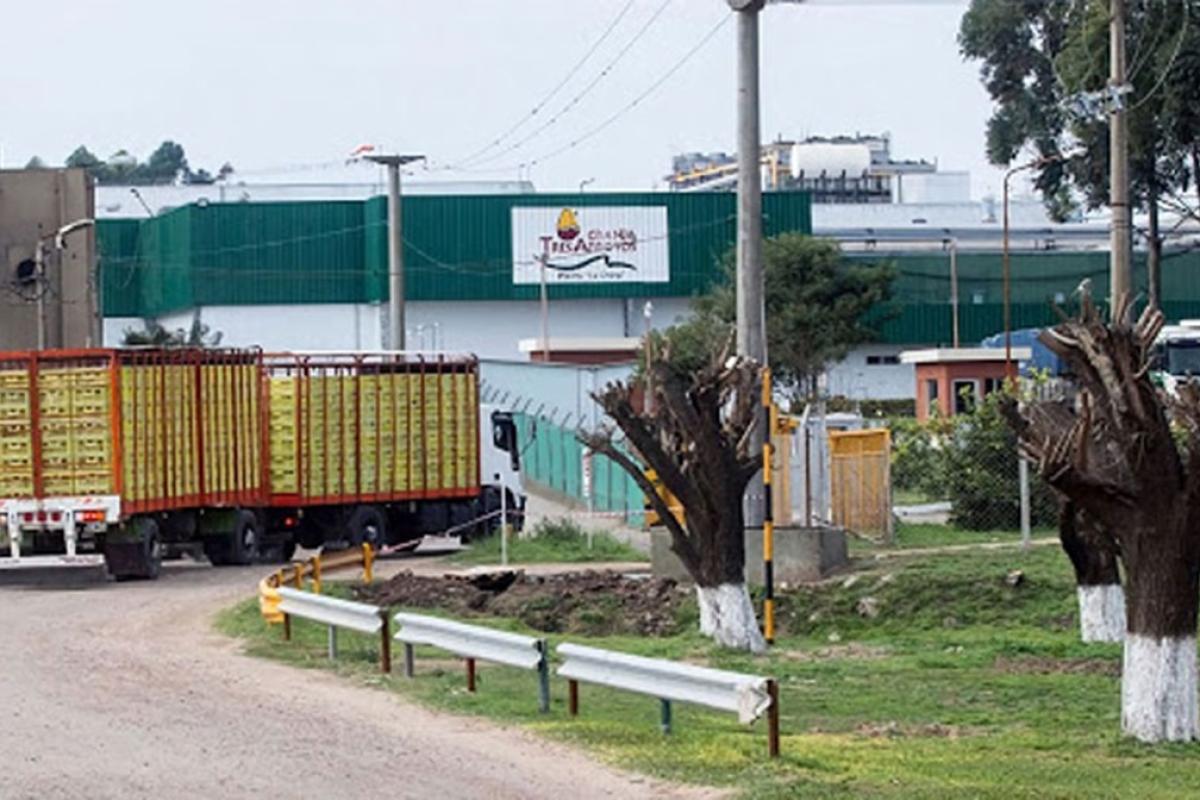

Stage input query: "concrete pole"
[
  {"left": 386, "top": 162, "right": 405, "bottom": 351},
  {"left": 1110, "top": 0, "right": 1132, "bottom": 316},
  {"left": 732, "top": 0, "right": 767, "bottom": 527},
  {"left": 734, "top": 3, "right": 766, "bottom": 365}
]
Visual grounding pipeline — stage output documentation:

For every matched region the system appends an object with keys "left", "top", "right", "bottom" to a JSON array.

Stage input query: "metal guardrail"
[
  {"left": 394, "top": 612, "right": 550, "bottom": 713},
  {"left": 274, "top": 587, "right": 392, "bottom": 671},
  {"left": 557, "top": 643, "right": 780, "bottom": 757},
  {"left": 259, "top": 544, "right": 376, "bottom": 624}
]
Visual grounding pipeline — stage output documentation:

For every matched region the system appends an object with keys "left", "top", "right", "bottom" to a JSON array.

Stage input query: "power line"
[
  {"left": 441, "top": 12, "right": 733, "bottom": 177},
  {"left": 432, "top": 0, "right": 679, "bottom": 173},
  {"left": 445, "top": 0, "right": 640, "bottom": 170}
]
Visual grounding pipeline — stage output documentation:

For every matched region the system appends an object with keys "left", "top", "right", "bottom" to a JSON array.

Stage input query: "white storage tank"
[{"left": 790, "top": 142, "right": 872, "bottom": 179}]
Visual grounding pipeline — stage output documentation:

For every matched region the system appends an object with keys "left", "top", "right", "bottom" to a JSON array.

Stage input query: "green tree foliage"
[
  {"left": 122, "top": 314, "right": 223, "bottom": 347},
  {"left": 960, "top": 0, "right": 1200, "bottom": 300},
  {"left": 61, "top": 141, "right": 228, "bottom": 186},
  {"left": 699, "top": 233, "right": 894, "bottom": 399},
  {"left": 24, "top": 156, "right": 46, "bottom": 169}
]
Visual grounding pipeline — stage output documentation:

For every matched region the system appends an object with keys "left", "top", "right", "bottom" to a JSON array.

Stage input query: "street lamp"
[
  {"left": 578, "top": 177, "right": 596, "bottom": 193},
  {"left": 360, "top": 152, "right": 425, "bottom": 350},
  {"left": 1002, "top": 153, "right": 1071, "bottom": 378}
]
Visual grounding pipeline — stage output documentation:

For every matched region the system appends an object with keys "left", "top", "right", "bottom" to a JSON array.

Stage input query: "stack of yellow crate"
[
  {"left": 0, "top": 367, "right": 34, "bottom": 499},
  {"left": 41, "top": 364, "right": 113, "bottom": 497},
  {"left": 268, "top": 376, "right": 298, "bottom": 494}
]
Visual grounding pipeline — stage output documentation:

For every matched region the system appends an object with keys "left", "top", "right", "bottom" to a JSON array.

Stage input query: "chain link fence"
[{"left": 890, "top": 394, "right": 1056, "bottom": 533}]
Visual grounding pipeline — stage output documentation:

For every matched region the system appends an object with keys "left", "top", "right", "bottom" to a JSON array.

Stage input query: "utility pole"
[
  {"left": 730, "top": 0, "right": 767, "bottom": 528},
  {"left": 731, "top": 0, "right": 767, "bottom": 365},
  {"left": 1109, "top": 0, "right": 1132, "bottom": 317},
  {"left": 363, "top": 153, "right": 424, "bottom": 350}
]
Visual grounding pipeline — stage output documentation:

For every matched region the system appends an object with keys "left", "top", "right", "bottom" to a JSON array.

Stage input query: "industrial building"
[{"left": 667, "top": 133, "right": 969, "bottom": 205}]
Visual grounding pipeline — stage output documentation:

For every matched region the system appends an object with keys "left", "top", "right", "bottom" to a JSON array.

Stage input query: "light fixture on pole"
[
  {"left": 359, "top": 150, "right": 425, "bottom": 351},
  {"left": 1002, "top": 153, "right": 1072, "bottom": 379}
]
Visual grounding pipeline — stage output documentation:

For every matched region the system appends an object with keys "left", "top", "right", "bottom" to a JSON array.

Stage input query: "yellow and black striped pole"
[{"left": 762, "top": 367, "right": 775, "bottom": 645}]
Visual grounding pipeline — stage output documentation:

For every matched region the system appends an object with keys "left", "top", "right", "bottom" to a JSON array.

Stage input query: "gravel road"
[{"left": 0, "top": 560, "right": 714, "bottom": 800}]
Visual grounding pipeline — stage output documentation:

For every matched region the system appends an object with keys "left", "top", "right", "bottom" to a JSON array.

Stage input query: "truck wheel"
[
  {"left": 106, "top": 517, "right": 162, "bottom": 581},
  {"left": 347, "top": 506, "right": 387, "bottom": 549},
  {"left": 204, "top": 510, "right": 261, "bottom": 566}
]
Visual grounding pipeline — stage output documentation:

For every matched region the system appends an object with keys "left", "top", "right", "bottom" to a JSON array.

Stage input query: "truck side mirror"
[{"left": 491, "top": 411, "right": 520, "bottom": 472}]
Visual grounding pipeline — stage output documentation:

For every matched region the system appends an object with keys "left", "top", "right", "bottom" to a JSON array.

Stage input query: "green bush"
[
  {"left": 889, "top": 416, "right": 950, "bottom": 501},
  {"left": 942, "top": 392, "right": 1058, "bottom": 531},
  {"left": 888, "top": 394, "right": 1058, "bottom": 529}
]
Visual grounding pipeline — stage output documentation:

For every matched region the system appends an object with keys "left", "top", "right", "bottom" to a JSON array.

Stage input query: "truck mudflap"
[{"left": 1, "top": 495, "right": 120, "bottom": 567}]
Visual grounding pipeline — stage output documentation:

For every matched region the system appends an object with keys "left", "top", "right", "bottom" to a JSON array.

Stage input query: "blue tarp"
[{"left": 980, "top": 329, "right": 1067, "bottom": 376}]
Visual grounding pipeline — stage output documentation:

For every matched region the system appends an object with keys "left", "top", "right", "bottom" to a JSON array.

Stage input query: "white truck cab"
[{"left": 481, "top": 404, "right": 525, "bottom": 531}]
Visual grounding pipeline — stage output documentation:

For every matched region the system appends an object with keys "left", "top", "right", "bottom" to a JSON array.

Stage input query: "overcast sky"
[{"left": 1, "top": 0, "right": 1005, "bottom": 197}]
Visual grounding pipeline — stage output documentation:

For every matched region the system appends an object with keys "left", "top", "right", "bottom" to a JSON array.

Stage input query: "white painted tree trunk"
[
  {"left": 1077, "top": 584, "right": 1126, "bottom": 643},
  {"left": 696, "top": 583, "right": 766, "bottom": 654},
  {"left": 1121, "top": 634, "right": 1199, "bottom": 742}
]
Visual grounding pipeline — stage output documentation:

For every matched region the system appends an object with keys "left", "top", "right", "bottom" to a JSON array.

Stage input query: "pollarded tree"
[
  {"left": 581, "top": 331, "right": 766, "bottom": 653},
  {"left": 1005, "top": 292, "right": 1200, "bottom": 742}
]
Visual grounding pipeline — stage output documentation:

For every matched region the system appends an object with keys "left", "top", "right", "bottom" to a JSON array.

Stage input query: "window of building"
[
  {"left": 953, "top": 379, "right": 978, "bottom": 414},
  {"left": 866, "top": 354, "right": 901, "bottom": 366},
  {"left": 983, "top": 377, "right": 1002, "bottom": 395}
]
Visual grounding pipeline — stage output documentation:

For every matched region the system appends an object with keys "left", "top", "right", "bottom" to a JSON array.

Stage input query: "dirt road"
[{"left": 0, "top": 560, "right": 712, "bottom": 800}]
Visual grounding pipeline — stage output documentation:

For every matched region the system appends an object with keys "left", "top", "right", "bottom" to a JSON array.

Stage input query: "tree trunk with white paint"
[
  {"left": 1060, "top": 503, "right": 1125, "bottom": 643},
  {"left": 583, "top": 341, "right": 767, "bottom": 653},
  {"left": 1001, "top": 296, "right": 1200, "bottom": 743},
  {"left": 1077, "top": 584, "right": 1126, "bottom": 643},
  {"left": 1120, "top": 533, "right": 1200, "bottom": 742},
  {"left": 697, "top": 583, "right": 766, "bottom": 653}
]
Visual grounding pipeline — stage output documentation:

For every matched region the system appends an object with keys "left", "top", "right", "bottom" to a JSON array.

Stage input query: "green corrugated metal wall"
[
  {"left": 97, "top": 192, "right": 812, "bottom": 316},
  {"left": 97, "top": 219, "right": 141, "bottom": 317},
  {"left": 98, "top": 195, "right": 1200, "bottom": 347},
  {"left": 865, "top": 250, "right": 1191, "bottom": 345}
]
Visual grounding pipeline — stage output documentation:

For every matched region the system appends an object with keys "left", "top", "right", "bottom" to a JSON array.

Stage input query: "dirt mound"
[{"left": 359, "top": 570, "right": 689, "bottom": 637}]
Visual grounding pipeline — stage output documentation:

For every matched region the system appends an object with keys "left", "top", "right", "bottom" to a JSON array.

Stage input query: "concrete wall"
[
  {"left": 104, "top": 296, "right": 695, "bottom": 359},
  {"left": 651, "top": 526, "right": 848, "bottom": 586},
  {"left": 0, "top": 168, "right": 96, "bottom": 350}
]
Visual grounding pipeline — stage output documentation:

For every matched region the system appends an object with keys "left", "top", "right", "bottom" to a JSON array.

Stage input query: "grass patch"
[
  {"left": 879, "top": 523, "right": 1054, "bottom": 551},
  {"left": 449, "top": 518, "right": 643, "bottom": 565},
  {"left": 219, "top": 543, "right": 1200, "bottom": 799}
]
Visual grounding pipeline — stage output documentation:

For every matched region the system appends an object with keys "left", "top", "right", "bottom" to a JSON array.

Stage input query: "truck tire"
[
  {"left": 204, "top": 510, "right": 261, "bottom": 566},
  {"left": 105, "top": 517, "right": 162, "bottom": 581},
  {"left": 346, "top": 506, "right": 387, "bottom": 549}
]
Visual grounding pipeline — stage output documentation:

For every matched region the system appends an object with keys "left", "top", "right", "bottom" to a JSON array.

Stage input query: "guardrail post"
[
  {"left": 327, "top": 625, "right": 337, "bottom": 660},
  {"left": 466, "top": 657, "right": 477, "bottom": 693},
  {"left": 568, "top": 679, "right": 579, "bottom": 716},
  {"left": 283, "top": 613, "right": 292, "bottom": 642},
  {"left": 379, "top": 610, "right": 392, "bottom": 674},
  {"left": 363, "top": 543, "right": 374, "bottom": 584},
  {"left": 660, "top": 699, "right": 672, "bottom": 735},
  {"left": 536, "top": 640, "right": 551, "bottom": 714},
  {"left": 403, "top": 643, "right": 415, "bottom": 678},
  {"left": 767, "top": 679, "right": 780, "bottom": 759}
]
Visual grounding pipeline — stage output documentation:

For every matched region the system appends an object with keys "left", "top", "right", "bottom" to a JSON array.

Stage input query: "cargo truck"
[{"left": 0, "top": 348, "right": 523, "bottom": 579}]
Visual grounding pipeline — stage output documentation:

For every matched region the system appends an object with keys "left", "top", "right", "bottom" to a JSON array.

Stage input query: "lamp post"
[
  {"left": 362, "top": 153, "right": 425, "bottom": 350},
  {"left": 1003, "top": 154, "right": 1068, "bottom": 379}
]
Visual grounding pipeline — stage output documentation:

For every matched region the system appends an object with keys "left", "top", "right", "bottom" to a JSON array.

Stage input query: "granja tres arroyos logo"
[{"left": 537, "top": 208, "right": 638, "bottom": 275}]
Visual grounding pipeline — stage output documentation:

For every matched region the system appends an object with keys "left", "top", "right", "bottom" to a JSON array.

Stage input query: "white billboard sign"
[{"left": 511, "top": 206, "right": 670, "bottom": 285}]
